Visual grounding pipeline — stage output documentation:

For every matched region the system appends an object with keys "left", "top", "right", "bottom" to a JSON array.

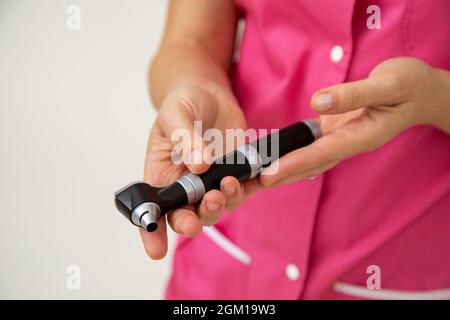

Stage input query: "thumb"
[
  {"left": 311, "top": 76, "right": 404, "bottom": 114},
  {"left": 163, "top": 116, "right": 210, "bottom": 174},
  {"left": 157, "top": 105, "right": 211, "bottom": 175}
]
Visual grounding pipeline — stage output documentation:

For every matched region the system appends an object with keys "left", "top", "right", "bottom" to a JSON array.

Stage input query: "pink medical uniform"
[{"left": 166, "top": 0, "right": 450, "bottom": 299}]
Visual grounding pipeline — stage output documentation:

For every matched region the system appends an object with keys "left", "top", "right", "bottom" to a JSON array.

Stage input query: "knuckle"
[
  {"left": 312, "top": 140, "right": 332, "bottom": 163},
  {"left": 167, "top": 216, "right": 181, "bottom": 233},
  {"left": 175, "top": 95, "right": 198, "bottom": 116},
  {"left": 348, "top": 84, "right": 366, "bottom": 107},
  {"left": 381, "top": 73, "right": 412, "bottom": 101},
  {"left": 382, "top": 73, "right": 402, "bottom": 92}
]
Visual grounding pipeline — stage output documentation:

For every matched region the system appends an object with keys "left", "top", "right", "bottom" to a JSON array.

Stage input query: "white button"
[
  {"left": 330, "top": 45, "right": 344, "bottom": 63},
  {"left": 285, "top": 264, "right": 300, "bottom": 281}
]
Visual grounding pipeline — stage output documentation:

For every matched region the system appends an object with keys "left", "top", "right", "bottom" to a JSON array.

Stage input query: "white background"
[{"left": 0, "top": 0, "right": 173, "bottom": 299}]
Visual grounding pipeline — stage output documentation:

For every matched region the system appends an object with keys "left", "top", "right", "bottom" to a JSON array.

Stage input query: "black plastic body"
[
  {"left": 198, "top": 121, "right": 315, "bottom": 193},
  {"left": 199, "top": 150, "right": 252, "bottom": 192},
  {"left": 157, "top": 182, "right": 188, "bottom": 214},
  {"left": 251, "top": 121, "right": 315, "bottom": 166}
]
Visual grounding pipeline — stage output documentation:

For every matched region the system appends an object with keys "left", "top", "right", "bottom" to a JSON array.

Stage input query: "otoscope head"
[
  {"left": 114, "top": 182, "right": 161, "bottom": 232},
  {"left": 130, "top": 201, "right": 161, "bottom": 231}
]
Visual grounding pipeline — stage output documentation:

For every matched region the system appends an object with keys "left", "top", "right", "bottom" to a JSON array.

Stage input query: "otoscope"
[{"left": 114, "top": 119, "right": 321, "bottom": 232}]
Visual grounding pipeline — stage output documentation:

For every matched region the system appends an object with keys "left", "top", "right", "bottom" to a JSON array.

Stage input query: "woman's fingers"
[
  {"left": 220, "top": 176, "right": 245, "bottom": 210},
  {"left": 157, "top": 107, "right": 210, "bottom": 174},
  {"left": 197, "top": 190, "right": 226, "bottom": 225},
  {"left": 141, "top": 185, "right": 228, "bottom": 260},
  {"left": 167, "top": 207, "right": 203, "bottom": 237},
  {"left": 260, "top": 127, "right": 366, "bottom": 187},
  {"left": 140, "top": 171, "right": 264, "bottom": 262},
  {"left": 168, "top": 177, "right": 245, "bottom": 230},
  {"left": 157, "top": 87, "right": 219, "bottom": 174},
  {"left": 268, "top": 161, "right": 338, "bottom": 187},
  {"left": 311, "top": 74, "right": 408, "bottom": 115},
  {"left": 166, "top": 190, "right": 226, "bottom": 231},
  {"left": 139, "top": 215, "right": 168, "bottom": 260},
  {"left": 259, "top": 137, "right": 331, "bottom": 186}
]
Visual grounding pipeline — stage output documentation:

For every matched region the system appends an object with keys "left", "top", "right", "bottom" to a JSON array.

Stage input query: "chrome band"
[
  {"left": 237, "top": 144, "right": 262, "bottom": 179},
  {"left": 303, "top": 119, "right": 322, "bottom": 140},
  {"left": 140, "top": 212, "right": 159, "bottom": 232},
  {"left": 176, "top": 172, "right": 206, "bottom": 204},
  {"left": 131, "top": 202, "right": 161, "bottom": 228}
]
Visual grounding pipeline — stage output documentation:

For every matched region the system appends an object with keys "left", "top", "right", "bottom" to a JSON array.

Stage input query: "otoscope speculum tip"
[
  {"left": 139, "top": 210, "right": 160, "bottom": 232},
  {"left": 131, "top": 202, "right": 161, "bottom": 232}
]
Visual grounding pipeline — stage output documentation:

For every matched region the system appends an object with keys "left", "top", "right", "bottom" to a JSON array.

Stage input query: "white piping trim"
[
  {"left": 203, "top": 226, "right": 251, "bottom": 266},
  {"left": 334, "top": 282, "right": 450, "bottom": 300}
]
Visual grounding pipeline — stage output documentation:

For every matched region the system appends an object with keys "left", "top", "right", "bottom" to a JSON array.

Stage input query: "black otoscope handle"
[
  {"left": 197, "top": 120, "right": 319, "bottom": 192},
  {"left": 114, "top": 119, "right": 321, "bottom": 232}
]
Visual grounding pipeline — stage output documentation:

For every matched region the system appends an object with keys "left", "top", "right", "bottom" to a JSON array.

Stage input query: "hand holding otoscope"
[{"left": 115, "top": 120, "right": 321, "bottom": 232}]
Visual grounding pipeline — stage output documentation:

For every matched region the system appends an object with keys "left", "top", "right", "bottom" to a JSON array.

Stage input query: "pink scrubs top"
[{"left": 166, "top": 0, "right": 450, "bottom": 299}]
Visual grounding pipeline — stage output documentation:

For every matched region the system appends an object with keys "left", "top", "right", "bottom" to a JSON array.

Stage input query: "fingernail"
[
  {"left": 174, "top": 222, "right": 185, "bottom": 235},
  {"left": 313, "top": 92, "right": 334, "bottom": 112},
  {"left": 206, "top": 202, "right": 221, "bottom": 212},
  {"left": 224, "top": 186, "right": 236, "bottom": 196},
  {"left": 189, "top": 148, "right": 203, "bottom": 165}
]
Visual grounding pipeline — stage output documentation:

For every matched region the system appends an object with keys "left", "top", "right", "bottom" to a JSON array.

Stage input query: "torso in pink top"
[{"left": 166, "top": 0, "right": 450, "bottom": 299}]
